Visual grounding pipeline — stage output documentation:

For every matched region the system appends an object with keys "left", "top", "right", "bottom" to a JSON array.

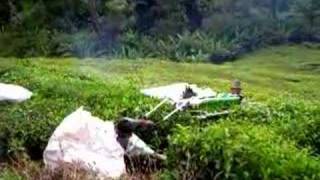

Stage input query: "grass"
[
  {"left": 0, "top": 45, "right": 319, "bottom": 179},
  {"left": 2, "top": 45, "right": 318, "bottom": 103},
  {"left": 77, "top": 45, "right": 320, "bottom": 103}
]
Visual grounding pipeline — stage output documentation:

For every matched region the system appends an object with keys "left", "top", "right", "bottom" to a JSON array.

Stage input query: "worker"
[
  {"left": 115, "top": 118, "right": 166, "bottom": 174},
  {"left": 43, "top": 107, "right": 165, "bottom": 178},
  {"left": 115, "top": 117, "right": 166, "bottom": 160},
  {"left": 230, "top": 79, "right": 243, "bottom": 102}
]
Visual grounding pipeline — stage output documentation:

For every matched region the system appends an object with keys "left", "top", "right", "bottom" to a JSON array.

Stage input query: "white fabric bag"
[
  {"left": 141, "top": 82, "right": 217, "bottom": 104},
  {"left": 0, "top": 83, "right": 32, "bottom": 102},
  {"left": 43, "top": 107, "right": 126, "bottom": 178}
]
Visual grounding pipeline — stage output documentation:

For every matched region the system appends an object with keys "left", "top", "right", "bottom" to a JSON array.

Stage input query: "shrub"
[
  {"left": 167, "top": 121, "right": 320, "bottom": 179},
  {"left": 0, "top": 59, "right": 154, "bottom": 158},
  {"left": 0, "top": 59, "right": 199, "bottom": 159},
  {"left": 56, "top": 31, "right": 102, "bottom": 58},
  {"left": 0, "top": 29, "right": 58, "bottom": 57},
  {"left": 228, "top": 98, "right": 320, "bottom": 154},
  {"left": 0, "top": 168, "right": 23, "bottom": 180},
  {"left": 117, "top": 31, "right": 233, "bottom": 61}
]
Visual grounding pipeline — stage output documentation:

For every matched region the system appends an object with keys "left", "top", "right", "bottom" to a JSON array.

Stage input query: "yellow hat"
[{"left": 231, "top": 79, "right": 241, "bottom": 89}]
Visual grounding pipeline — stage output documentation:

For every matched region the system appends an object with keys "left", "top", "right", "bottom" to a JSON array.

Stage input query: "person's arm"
[
  {"left": 126, "top": 136, "right": 167, "bottom": 161},
  {"left": 127, "top": 134, "right": 166, "bottom": 160},
  {"left": 151, "top": 153, "right": 167, "bottom": 161},
  {"left": 126, "top": 134, "right": 155, "bottom": 156},
  {"left": 121, "top": 117, "right": 155, "bottom": 129}
]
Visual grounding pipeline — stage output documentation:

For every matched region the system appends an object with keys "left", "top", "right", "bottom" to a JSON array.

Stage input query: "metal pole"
[
  {"left": 163, "top": 107, "right": 180, "bottom": 121},
  {"left": 145, "top": 98, "right": 169, "bottom": 118}
]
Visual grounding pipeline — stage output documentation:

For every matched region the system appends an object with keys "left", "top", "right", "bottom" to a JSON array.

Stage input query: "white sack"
[
  {"left": 141, "top": 83, "right": 217, "bottom": 103},
  {"left": 43, "top": 107, "right": 126, "bottom": 178},
  {"left": 0, "top": 83, "right": 32, "bottom": 102}
]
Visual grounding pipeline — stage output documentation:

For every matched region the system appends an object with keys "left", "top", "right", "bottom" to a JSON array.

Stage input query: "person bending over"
[{"left": 115, "top": 118, "right": 166, "bottom": 174}]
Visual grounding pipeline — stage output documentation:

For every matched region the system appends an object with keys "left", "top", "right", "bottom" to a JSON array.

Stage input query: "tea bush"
[
  {"left": 167, "top": 121, "right": 320, "bottom": 179},
  {"left": 227, "top": 99, "right": 320, "bottom": 154},
  {"left": 0, "top": 59, "right": 206, "bottom": 159},
  {"left": 0, "top": 168, "right": 22, "bottom": 180},
  {"left": 1, "top": 58, "right": 320, "bottom": 179},
  {"left": 0, "top": 59, "right": 151, "bottom": 158}
]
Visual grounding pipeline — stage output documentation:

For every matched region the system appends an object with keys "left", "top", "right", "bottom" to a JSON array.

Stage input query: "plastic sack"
[
  {"left": 0, "top": 83, "right": 32, "bottom": 102},
  {"left": 141, "top": 82, "right": 217, "bottom": 103},
  {"left": 43, "top": 107, "right": 126, "bottom": 178}
]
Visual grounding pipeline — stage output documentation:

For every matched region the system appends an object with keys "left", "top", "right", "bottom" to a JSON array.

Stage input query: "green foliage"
[
  {"left": 0, "top": 169, "right": 23, "bottom": 180},
  {"left": 229, "top": 99, "right": 320, "bottom": 154},
  {"left": 0, "top": 0, "right": 319, "bottom": 60},
  {"left": 105, "top": 0, "right": 132, "bottom": 15},
  {"left": 57, "top": 31, "right": 100, "bottom": 57},
  {"left": 0, "top": 29, "right": 58, "bottom": 57},
  {"left": 293, "top": 0, "right": 320, "bottom": 29},
  {"left": 0, "top": 59, "right": 154, "bottom": 157},
  {"left": 167, "top": 121, "right": 320, "bottom": 179},
  {"left": 0, "top": 46, "right": 320, "bottom": 178},
  {"left": 0, "top": 59, "right": 197, "bottom": 157},
  {"left": 117, "top": 31, "right": 232, "bottom": 61}
]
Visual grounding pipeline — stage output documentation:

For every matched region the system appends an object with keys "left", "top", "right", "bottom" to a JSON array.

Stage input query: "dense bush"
[
  {"left": 0, "top": 59, "right": 149, "bottom": 158},
  {"left": 0, "top": 0, "right": 319, "bottom": 60},
  {"left": 167, "top": 122, "right": 320, "bottom": 179},
  {"left": 0, "top": 168, "right": 22, "bottom": 180},
  {"left": 0, "top": 29, "right": 58, "bottom": 57},
  {"left": 116, "top": 31, "right": 233, "bottom": 61},
  {"left": 228, "top": 99, "right": 320, "bottom": 154},
  {"left": 0, "top": 59, "right": 200, "bottom": 158},
  {"left": 1, "top": 57, "right": 320, "bottom": 178}
]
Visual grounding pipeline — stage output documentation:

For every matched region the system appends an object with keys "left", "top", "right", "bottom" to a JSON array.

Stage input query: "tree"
[
  {"left": 183, "top": 0, "right": 203, "bottom": 31},
  {"left": 294, "top": 0, "right": 320, "bottom": 30},
  {"left": 88, "top": 0, "right": 102, "bottom": 35},
  {"left": 0, "top": 1, "right": 10, "bottom": 26},
  {"left": 134, "top": 0, "right": 158, "bottom": 33}
]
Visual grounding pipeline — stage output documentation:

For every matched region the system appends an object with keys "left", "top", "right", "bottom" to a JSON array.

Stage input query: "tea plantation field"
[{"left": 0, "top": 45, "right": 320, "bottom": 179}]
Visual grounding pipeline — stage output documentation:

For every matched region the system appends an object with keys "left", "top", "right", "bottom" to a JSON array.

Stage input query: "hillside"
[
  {"left": 78, "top": 45, "right": 320, "bottom": 102},
  {"left": 0, "top": 45, "right": 320, "bottom": 179}
]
